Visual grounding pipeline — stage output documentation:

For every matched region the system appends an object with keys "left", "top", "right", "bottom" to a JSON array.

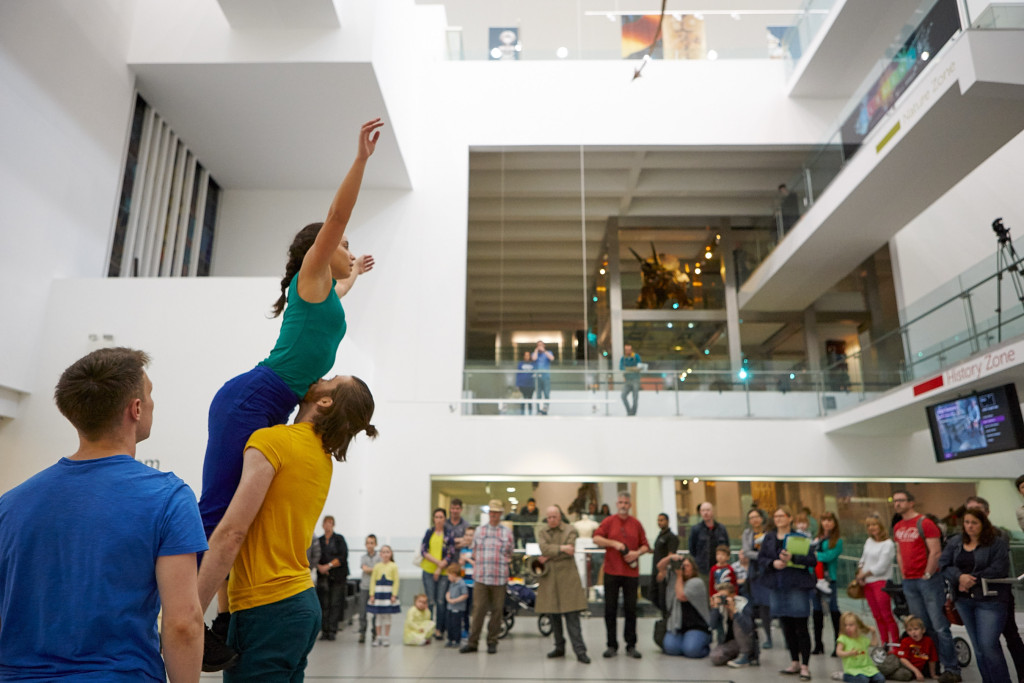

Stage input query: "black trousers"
[
  {"left": 780, "top": 615, "right": 810, "bottom": 665},
  {"left": 317, "top": 575, "right": 346, "bottom": 635},
  {"left": 603, "top": 574, "right": 638, "bottom": 649}
]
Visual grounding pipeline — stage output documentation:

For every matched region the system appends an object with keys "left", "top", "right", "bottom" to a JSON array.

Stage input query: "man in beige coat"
[{"left": 535, "top": 506, "right": 590, "bottom": 663}]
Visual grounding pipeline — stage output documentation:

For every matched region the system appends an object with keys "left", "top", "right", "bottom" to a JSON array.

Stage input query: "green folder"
[{"left": 783, "top": 533, "right": 811, "bottom": 568}]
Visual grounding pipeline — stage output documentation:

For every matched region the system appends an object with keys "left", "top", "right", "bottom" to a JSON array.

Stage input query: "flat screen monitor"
[{"left": 925, "top": 383, "right": 1024, "bottom": 463}]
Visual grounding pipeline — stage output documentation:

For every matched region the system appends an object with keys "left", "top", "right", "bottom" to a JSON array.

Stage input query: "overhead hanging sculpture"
[
  {"left": 632, "top": 0, "right": 668, "bottom": 80},
  {"left": 630, "top": 242, "right": 691, "bottom": 310}
]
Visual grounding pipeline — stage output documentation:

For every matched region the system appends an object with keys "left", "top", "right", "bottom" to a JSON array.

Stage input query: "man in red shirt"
[
  {"left": 594, "top": 493, "right": 650, "bottom": 659},
  {"left": 892, "top": 489, "right": 960, "bottom": 683}
]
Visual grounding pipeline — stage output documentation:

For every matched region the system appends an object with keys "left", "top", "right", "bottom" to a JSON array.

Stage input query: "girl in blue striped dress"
[{"left": 368, "top": 545, "right": 401, "bottom": 646}]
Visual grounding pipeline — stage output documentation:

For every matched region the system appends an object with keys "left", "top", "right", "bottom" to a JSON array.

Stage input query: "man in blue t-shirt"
[
  {"left": 619, "top": 344, "right": 642, "bottom": 416},
  {"left": 0, "top": 348, "right": 207, "bottom": 682},
  {"left": 531, "top": 341, "right": 555, "bottom": 415}
]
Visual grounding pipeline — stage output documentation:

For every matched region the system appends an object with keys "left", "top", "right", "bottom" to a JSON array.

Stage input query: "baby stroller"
[
  {"left": 498, "top": 581, "right": 553, "bottom": 639},
  {"left": 881, "top": 581, "right": 972, "bottom": 667}
]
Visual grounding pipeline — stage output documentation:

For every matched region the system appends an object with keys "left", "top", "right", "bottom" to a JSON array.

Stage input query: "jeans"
[
  {"left": 956, "top": 598, "right": 1012, "bottom": 683},
  {"left": 901, "top": 576, "right": 958, "bottom": 673},
  {"left": 604, "top": 574, "right": 639, "bottom": 650},
  {"left": 621, "top": 377, "right": 640, "bottom": 415},
  {"left": 536, "top": 374, "right": 551, "bottom": 412},
  {"left": 422, "top": 571, "right": 449, "bottom": 636},
  {"left": 663, "top": 629, "right": 711, "bottom": 658},
  {"left": 843, "top": 674, "right": 885, "bottom": 683},
  {"left": 446, "top": 610, "right": 465, "bottom": 645}
]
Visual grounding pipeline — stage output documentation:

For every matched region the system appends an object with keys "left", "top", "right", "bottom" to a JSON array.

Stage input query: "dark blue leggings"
[{"left": 198, "top": 366, "right": 298, "bottom": 537}]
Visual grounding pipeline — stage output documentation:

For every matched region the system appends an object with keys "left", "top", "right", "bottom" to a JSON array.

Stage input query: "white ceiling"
[
  {"left": 131, "top": 62, "right": 410, "bottom": 190},
  {"left": 466, "top": 144, "right": 816, "bottom": 336}
]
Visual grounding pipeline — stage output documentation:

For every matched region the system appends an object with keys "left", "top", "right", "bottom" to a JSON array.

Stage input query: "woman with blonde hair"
[{"left": 856, "top": 513, "right": 899, "bottom": 645}]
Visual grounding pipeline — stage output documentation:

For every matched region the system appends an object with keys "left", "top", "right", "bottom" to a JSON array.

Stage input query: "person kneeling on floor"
[{"left": 709, "top": 581, "right": 760, "bottom": 668}]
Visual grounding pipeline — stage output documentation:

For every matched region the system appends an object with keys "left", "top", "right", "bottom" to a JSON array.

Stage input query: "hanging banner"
[
  {"left": 839, "top": 0, "right": 960, "bottom": 159},
  {"left": 621, "top": 15, "right": 705, "bottom": 60}
]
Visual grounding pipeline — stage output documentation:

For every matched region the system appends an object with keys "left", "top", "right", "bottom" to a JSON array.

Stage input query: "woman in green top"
[
  {"left": 812, "top": 511, "right": 844, "bottom": 655},
  {"left": 196, "top": 119, "right": 383, "bottom": 669}
]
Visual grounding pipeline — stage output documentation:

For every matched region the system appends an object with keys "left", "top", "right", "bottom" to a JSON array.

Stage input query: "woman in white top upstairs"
[{"left": 856, "top": 513, "right": 899, "bottom": 645}]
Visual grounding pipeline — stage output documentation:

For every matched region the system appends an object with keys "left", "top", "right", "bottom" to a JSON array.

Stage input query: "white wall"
[
  {"left": 891, "top": 129, "right": 1024, "bottom": 311},
  {"left": 0, "top": 0, "right": 137, "bottom": 394},
  {"left": 3, "top": 277, "right": 1020, "bottom": 549},
  {"left": 4, "top": 1, "right": 1023, "bottom": 554}
]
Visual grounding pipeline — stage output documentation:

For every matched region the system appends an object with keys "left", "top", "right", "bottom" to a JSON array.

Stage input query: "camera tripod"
[{"left": 993, "top": 218, "right": 1024, "bottom": 342}]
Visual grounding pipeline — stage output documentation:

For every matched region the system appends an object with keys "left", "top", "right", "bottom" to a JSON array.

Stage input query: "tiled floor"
[{"left": 201, "top": 609, "right": 1020, "bottom": 682}]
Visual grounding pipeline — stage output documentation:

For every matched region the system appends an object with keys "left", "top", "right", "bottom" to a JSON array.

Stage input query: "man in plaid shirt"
[{"left": 460, "top": 499, "right": 514, "bottom": 654}]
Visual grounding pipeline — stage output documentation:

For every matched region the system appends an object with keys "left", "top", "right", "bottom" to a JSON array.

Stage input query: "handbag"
[
  {"left": 846, "top": 579, "right": 864, "bottom": 600},
  {"left": 943, "top": 596, "right": 963, "bottom": 625},
  {"left": 411, "top": 552, "right": 423, "bottom": 568},
  {"left": 870, "top": 646, "right": 901, "bottom": 676}
]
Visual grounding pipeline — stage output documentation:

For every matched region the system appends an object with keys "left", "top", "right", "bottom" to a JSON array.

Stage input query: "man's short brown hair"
[{"left": 54, "top": 347, "right": 150, "bottom": 440}]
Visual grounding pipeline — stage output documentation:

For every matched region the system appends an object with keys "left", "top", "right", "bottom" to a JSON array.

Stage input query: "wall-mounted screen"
[{"left": 926, "top": 383, "right": 1024, "bottom": 463}]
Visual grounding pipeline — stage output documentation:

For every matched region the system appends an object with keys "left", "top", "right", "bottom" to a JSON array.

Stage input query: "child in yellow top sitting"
[{"left": 403, "top": 594, "right": 436, "bottom": 646}]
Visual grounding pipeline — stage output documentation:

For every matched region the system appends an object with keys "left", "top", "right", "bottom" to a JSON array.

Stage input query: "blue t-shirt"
[
  {"left": 533, "top": 352, "right": 551, "bottom": 373},
  {"left": 516, "top": 361, "right": 535, "bottom": 388},
  {"left": 0, "top": 456, "right": 207, "bottom": 681},
  {"left": 460, "top": 547, "right": 474, "bottom": 586}
]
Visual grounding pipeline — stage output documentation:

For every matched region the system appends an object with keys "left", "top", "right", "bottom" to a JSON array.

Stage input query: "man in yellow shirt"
[{"left": 197, "top": 375, "right": 376, "bottom": 681}]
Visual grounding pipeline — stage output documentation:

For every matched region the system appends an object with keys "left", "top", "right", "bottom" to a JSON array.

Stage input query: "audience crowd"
[{"left": 313, "top": 482, "right": 1024, "bottom": 683}]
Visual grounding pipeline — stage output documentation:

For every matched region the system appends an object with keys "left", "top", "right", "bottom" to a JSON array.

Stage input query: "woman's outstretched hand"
[{"left": 358, "top": 118, "right": 384, "bottom": 160}]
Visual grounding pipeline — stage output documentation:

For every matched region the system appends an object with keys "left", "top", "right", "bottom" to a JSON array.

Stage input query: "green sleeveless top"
[{"left": 259, "top": 276, "right": 346, "bottom": 397}]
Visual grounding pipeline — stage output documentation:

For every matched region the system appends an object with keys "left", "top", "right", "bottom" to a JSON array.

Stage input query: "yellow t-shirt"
[
  {"left": 228, "top": 422, "right": 333, "bottom": 612},
  {"left": 421, "top": 532, "right": 444, "bottom": 574}
]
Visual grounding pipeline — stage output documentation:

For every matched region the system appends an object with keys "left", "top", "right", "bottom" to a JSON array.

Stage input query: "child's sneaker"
[
  {"left": 382, "top": 638, "right": 390, "bottom": 647},
  {"left": 727, "top": 655, "right": 751, "bottom": 668},
  {"left": 372, "top": 638, "right": 381, "bottom": 647},
  {"left": 815, "top": 578, "right": 832, "bottom": 594}
]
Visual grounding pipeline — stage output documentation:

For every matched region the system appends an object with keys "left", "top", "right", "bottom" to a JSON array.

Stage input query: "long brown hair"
[
  {"left": 818, "top": 511, "right": 841, "bottom": 546},
  {"left": 311, "top": 376, "right": 377, "bottom": 461},
  {"left": 271, "top": 222, "right": 323, "bottom": 317},
  {"left": 962, "top": 509, "right": 997, "bottom": 546}
]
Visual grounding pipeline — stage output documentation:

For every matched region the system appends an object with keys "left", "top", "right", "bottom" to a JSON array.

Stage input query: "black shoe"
[
  {"left": 547, "top": 649, "right": 565, "bottom": 658},
  {"left": 358, "top": 633, "right": 365, "bottom": 643},
  {"left": 487, "top": 643, "right": 497, "bottom": 654},
  {"left": 211, "top": 611, "right": 230, "bottom": 640},
  {"left": 578, "top": 653, "right": 591, "bottom": 664},
  {"left": 319, "top": 633, "right": 330, "bottom": 641},
  {"left": 459, "top": 644, "right": 478, "bottom": 654},
  {"left": 202, "top": 625, "right": 239, "bottom": 673},
  {"left": 603, "top": 647, "right": 617, "bottom": 658},
  {"left": 625, "top": 646, "right": 642, "bottom": 659},
  {"left": 326, "top": 633, "right": 336, "bottom": 641},
  {"left": 812, "top": 643, "right": 824, "bottom": 655}
]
